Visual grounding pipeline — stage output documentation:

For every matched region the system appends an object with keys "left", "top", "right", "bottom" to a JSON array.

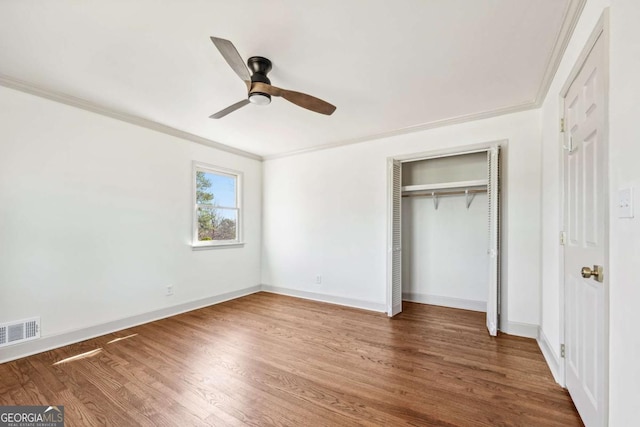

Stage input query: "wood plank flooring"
[{"left": 0, "top": 292, "right": 582, "bottom": 426}]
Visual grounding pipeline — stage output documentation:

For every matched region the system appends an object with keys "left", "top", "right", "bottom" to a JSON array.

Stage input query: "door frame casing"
[
  {"left": 386, "top": 139, "right": 508, "bottom": 329},
  {"left": 558, "top": 7, "right": 610, "bottom": 418}
]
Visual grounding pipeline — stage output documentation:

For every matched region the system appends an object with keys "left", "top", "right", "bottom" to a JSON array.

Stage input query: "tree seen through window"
[{"left": 196, "top": 170, "right": 238, "bottom": 242}]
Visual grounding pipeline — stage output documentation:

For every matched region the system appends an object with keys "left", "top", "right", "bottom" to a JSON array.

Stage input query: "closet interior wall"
[{"left": 401, "top": 152, "right": 489, "bottom": 312}]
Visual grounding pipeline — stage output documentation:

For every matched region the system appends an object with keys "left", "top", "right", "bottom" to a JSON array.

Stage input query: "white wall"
[
  {"left": 262, "top": 109, "right": 542, "bottom": 332},
  {"left": 538, "top": 0, "right": 610, "bottom": 377},
  {"left": 0, "top": 86, "right": 262, "bottom": 359},
  {"left": 402, "top": 194, "right": 489, "bottom": 307},
  {"left": 401, "top": 153, "right": 487, "bottom": 185},
  {"left": 608, "top": 0, "right": 640, "bottom": 423},
  {"left": 401, "top": 154, "right": 489, "bottom": 309}
]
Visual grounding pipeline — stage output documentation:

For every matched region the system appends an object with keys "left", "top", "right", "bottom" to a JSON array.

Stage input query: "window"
[{"left": 192, "top": 162, "right": 242, "bottom": 248}]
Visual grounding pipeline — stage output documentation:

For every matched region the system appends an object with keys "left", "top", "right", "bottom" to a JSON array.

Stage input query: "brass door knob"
[{"left": 581, "top": 265, "right": 604, "bottom": 283}]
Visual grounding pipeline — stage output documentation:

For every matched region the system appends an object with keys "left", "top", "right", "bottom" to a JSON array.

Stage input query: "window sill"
[{"left": 192, "top": 242, "right": 245, "bottom": 251}]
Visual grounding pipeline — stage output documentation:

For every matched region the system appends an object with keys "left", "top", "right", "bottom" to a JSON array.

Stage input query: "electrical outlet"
[
  {"left": 315, "top": 275, "right": 322, "bottom": 284},
  {"left": 166, "top": 285, "right": 174, "bottom": 296}
]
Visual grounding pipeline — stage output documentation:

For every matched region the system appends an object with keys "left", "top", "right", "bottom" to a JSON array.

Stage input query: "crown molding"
[
  {"left": 263, "top": 101, "right": 535, "bottom": 161},
  {"left": 533, "top": 0, "right": 587, "bottom": 107},
  {"left": 0, "top": 74, "right": 262, "bottom": 161}
]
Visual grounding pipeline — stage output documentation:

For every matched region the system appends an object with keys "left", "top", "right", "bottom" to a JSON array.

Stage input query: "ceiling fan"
[{"left": 209, "top": 37, "right": 336, "bottom": 119}]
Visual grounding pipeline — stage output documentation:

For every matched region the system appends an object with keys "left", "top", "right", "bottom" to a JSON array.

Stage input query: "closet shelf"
[{"left": 401, "top": 179, "right": 488, "bottom": 193}]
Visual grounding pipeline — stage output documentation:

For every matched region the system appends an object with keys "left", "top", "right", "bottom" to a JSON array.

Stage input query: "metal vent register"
[{"left": 0, "top": 317, "right": 40, "bottom": 347}]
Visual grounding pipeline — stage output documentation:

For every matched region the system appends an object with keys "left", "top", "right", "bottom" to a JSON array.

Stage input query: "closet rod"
[{"left": 401, "top": 189, "right": 486, "bottom": 198}]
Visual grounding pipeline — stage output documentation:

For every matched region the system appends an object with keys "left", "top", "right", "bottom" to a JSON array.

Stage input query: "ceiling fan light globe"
[{"left": 249, "top": 92, "right": 271, "bottom": 106}]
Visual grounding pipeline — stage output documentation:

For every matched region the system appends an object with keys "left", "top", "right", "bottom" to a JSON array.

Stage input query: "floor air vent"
[{"left": 0, "top": 317, "right": 40, "bottom": 347}]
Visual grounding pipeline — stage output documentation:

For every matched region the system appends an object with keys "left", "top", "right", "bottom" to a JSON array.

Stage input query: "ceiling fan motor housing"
[{"left": 248, "top": 56, "right": 272, "bottom": 105}]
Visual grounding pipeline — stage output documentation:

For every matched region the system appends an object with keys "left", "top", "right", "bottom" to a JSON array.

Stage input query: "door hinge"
[
  {"left": 560, "top": 344, "right": 565, "bottom": 358},
  {"left": 563, "top": 134, "right": 575, "bottom": 153},
  {"left": 560, "top": 231, "right": 567, "bottom": 245},
  {"left": 560, "top": 118, "right": 565, "bottom": 133}
]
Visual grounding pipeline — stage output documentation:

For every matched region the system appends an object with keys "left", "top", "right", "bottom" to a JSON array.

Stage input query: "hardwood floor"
[{"left": 0, "top": 292, "right": 582, "bottom": 426}]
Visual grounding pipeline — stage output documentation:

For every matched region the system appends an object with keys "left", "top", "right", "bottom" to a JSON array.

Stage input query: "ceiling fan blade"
[
  {"left": 210, "top": 37, "right": 251, "bottom": 85},
  {"left": 209, "top": 99, "right": 250, "bottom": 119},
  {"left": 279, "top": 88, "right": 337, "bottom": 116},
  {"left": 251, "top": 82, "right": 336, "bottom": 116}
]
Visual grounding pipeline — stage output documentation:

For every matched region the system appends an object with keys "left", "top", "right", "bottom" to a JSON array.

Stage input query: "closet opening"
[{"left": 387, "top": 145, "right": 501, "bottom": 336}]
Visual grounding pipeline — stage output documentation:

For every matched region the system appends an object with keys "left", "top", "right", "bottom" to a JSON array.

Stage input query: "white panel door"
[
  {"left": 563, "top": 33, "right": 607, "bottom": 427},
  {"left": 388, "top": 159, "right": 402, "bottom": 317},
  {"left": 486, "top": 147, "right": 499, "bottom": 336}
]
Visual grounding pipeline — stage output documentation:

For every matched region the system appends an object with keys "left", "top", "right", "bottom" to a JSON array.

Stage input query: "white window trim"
[{"left": 191, "top": 161, "right": 244, "bottom": 249}]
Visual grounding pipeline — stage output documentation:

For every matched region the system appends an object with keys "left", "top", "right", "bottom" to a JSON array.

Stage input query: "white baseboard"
[
  {"left": 403, "top": 292, "right": 487, "bottom": 312},
  {"left": 0, "top": 285, "right": 261, "bottom": 364},
  {"left": 537, "top": 327, "right": 564, "bottom": 386},
  {"left": 501, "top": 321, "right": 539, "bottom": 339},
  {"left": 261, "top": 285, "right": 386, "bottom": 313}
]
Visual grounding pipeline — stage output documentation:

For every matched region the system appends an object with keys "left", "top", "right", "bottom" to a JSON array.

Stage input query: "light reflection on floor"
[
  {"left": 107, "top": 333, "right": 138, "bottom": 344},
  {"left": 51, "top": 333, "right": 140, "bottom": 366},
  {"left": 52, "top": 348, "right": 103, "bottom": 365}
]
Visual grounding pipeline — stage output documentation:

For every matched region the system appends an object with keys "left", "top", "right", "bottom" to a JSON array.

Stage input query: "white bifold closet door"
[
  {"left": 388, "top": 159, "right": 403, "bottom": 316},
  {"left": 486, "top": 147, "right": 500, "bottom": 336}
]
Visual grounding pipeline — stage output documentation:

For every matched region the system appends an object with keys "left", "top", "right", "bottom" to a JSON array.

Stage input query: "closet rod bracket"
[{"left": 465, "top": 189, "right": 475, "bottom": 209}]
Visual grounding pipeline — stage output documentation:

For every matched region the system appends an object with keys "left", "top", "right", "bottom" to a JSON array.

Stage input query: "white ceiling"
[{"left": 0, "top": 0, "right": 574, "bottom": 158}]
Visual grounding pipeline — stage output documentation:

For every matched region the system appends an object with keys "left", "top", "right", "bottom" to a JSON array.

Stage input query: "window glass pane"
[
  {"left": 196, "top": 170, "right": 236, "bottom": 207},
  {"left": 197, "top": 207, "right": 238, "bottom": 241}
]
